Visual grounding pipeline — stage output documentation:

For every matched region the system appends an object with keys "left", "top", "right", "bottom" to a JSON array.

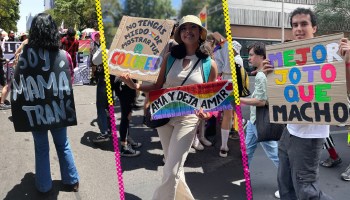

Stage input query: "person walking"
[{"left": 240, "top": 42, "right": 280, "bottom": 198}]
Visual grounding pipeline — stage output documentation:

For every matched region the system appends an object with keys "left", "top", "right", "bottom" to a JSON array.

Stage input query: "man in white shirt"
[{"left": 263, "top": 7, "right": 350, "bottom": 200}]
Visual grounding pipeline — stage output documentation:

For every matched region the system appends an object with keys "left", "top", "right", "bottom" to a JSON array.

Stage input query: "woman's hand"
[
  {"left": 120, "top": 73, "right": 138, "bottom": 90},
  {"left": 195, "top": 108, "right": 211, "bottom": 120}
]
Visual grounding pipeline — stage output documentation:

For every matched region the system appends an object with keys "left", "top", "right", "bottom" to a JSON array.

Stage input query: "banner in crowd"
[
  {"left": 266, "top": 33, "right": 349, "bottom": 125},
  {"left": 74, "top": 40, "right": 91, "bottom": 85},
  {"left": 149, "top": 80, "right": 234, "bottom": 120},
  {"left": 198, "top": 6, "right": 208, "bottom": 29},
  {"left": 3, "top": 41, "right": 22, "bottom": 60},
  {"left": 2, "top": 41, "right": 22, "bottom": 81},
  {"left": 108, "top": 16, "right": 175, "bottom": 83},
  {"left": 3, "top": 41, "right": 22, "bottom": 69},
  {"left": 11, "top": 47, "right": 77, "bottom": 132}
]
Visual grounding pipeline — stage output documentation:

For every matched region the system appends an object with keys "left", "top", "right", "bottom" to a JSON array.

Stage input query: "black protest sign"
[
  {"left": 11, "top": 46, "right": 77, "bottom": 132},
  {"left": 3, "top": 41, "right": 22, "bottom": 60},
  {"left": 4, "top": 41, "right": 22, "bottom": 54}
]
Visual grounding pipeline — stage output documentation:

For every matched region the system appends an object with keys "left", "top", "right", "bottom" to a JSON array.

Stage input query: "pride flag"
[
  {"left": 198, "top": 6, "right": 207, "bottom": 29},
  {"left": 78, "top": 40, "right": 91, "bottom": 57},
  {"left": 149, "top": 80, "right": 234, "bottom": 120}
]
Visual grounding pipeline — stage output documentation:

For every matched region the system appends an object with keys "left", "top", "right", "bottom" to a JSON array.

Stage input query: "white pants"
[{"left": 152, "top": 115, "right": 199, "bottom": 200}]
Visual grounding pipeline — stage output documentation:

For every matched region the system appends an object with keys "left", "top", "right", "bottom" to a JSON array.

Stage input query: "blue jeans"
[
  {"left": 96, "top": 77, "right": 108, "bottom": 134},
  {"left": 245, "top": 120, "right": 279, "bottom": 167},
  {"left": 32, "top": 127, "right": 79, "bottom": 192}
]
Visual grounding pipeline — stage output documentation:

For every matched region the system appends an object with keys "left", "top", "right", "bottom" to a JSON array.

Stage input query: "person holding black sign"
[
  {"left": 121, "top": 15, "right": 218, "bottom": 200},
  {"left": 262, "top": 8, "right": 347, "bottom": 199},
  {"left": 11, "top": 13, "right": 79, "bottom": 193}
]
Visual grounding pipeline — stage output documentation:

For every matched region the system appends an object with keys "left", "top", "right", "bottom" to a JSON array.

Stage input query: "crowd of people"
[{"left": 1, "top": 6, "right": 350, "bottom": 200}]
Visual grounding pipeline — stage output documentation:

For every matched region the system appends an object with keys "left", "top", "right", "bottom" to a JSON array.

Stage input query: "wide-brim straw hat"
[{"left": 174, "top": 15, "right": 207, "bottom": 44}]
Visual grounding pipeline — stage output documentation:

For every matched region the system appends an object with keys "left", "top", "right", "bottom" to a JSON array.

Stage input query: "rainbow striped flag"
[
  {"left": 198, "top": 6, "right": 207, "bottom": 29},
  {"left": 78, "top": 40, "right": 91, "bottom": 56},
  {"left": 149, "top": 80, "right": 234, "bottom": 119},
  {"left": 148, "top": 31, "right": 157, "bottom": 39}
]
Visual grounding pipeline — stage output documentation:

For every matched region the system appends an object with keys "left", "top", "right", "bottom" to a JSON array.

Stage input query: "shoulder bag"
[{"left": 255, "top": 103, "right": 286, "bottom": 142}]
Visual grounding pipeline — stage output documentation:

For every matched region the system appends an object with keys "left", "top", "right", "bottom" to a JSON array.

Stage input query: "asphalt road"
[{"left": 1, "top": 76, "right": 349, "bottom": 200}]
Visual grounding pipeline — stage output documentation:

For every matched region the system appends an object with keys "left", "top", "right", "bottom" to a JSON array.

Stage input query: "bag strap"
[
  {"left": 180, "top": 58, "right": 201, "bottom": 86},
  {"left": 66, "top": 38, "right": 76, "bottom": 52},
  {"left": 201, "top": 57, "right": 212, "bottom": 83}
]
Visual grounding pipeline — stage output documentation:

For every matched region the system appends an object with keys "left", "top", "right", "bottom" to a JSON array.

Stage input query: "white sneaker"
[
  {"left": 192, "top": 140, "right": 204, "bottom": 151},
  {"left": 219, "top": 147, "right": 229, "bottom": 158},
  {"left": 274, "top": 190, "right": 280, "bottom": 199},
  {"left": 199, "top": 137, "right": 212, "bottom": 146}
]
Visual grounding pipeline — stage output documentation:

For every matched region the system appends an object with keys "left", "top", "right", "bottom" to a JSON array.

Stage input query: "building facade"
[
  {"left": 25, "top": 13, "right": 33, "bottom": 32},
  {"left": 227, "top": 0, "right": 328, "bottom": 70},
  {"left": 44, "top": 0, "right": 55, "bottom": 11}
]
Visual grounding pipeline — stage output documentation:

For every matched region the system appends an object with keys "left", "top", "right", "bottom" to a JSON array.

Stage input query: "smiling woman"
[{"left": 120, "top": 15, "right": 218, "bottom": 200}]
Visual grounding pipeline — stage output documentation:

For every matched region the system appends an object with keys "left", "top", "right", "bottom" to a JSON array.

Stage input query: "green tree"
[
  {"left": 314, "top": 0, "right": 350, "bottom": 35},
  {"left": 179, "top": 0, "right": 225, "bottom": 35},
  {"left": 123, "top": 0, "right": 176, "bottom": 19},
  {"left": 101, "top": 0, "right": 123, "bottom": 48},
  {"left": 0, "top": 0, "right": 20, "bottom": 32},
  {"left": 178, "top": 0, "right": 206, "bottom": 19},
  {"left": 52, "top": 0, "right": 97, "bottom": 30}
]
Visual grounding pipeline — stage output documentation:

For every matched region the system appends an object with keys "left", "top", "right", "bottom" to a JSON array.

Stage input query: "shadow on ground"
[{"left": 4, "top": 172, "right": 62, "bottom": 200}]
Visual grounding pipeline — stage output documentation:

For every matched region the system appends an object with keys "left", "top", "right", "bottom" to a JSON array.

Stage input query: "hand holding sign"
[
  {"left": 195, "top": 108, "right": 211, "bottom": 120},
  {"left": 339, "top": 38, "right": 350, "bottom": 64},
  {"left": 266, "top": 33, "right": 349, "bottom": 125},
  {"left": 108, "top": 16, "right": 174, "bottom": 83},
  {"left": 149, "top": 80, "right": 234, "bottom": 120},
  {"left": 119, "top": 72, "right": 138, "bottom": 90}
]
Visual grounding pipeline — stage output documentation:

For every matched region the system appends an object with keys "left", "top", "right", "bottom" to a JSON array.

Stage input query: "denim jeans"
[
  {"left": 245, "top": 120, "right": 279, "bottom": 167},
  {"left": 32, "top": 127, "right": 79, "bottom": 192},
  {"left": 96, "top": 77, "right": 108, "bottom": 134}
]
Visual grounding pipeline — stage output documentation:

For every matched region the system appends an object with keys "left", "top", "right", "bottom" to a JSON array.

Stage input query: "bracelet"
[{"left": 346, "top": 63, "right": 350, "bottom": 68}]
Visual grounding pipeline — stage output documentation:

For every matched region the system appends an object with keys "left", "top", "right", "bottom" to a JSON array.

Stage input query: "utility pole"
[
  {"left": 208, "top": 4, "right": 222, "bottom": 15},
  {"left": 282, "top": 0, "right": 285, "bottom": 42}
]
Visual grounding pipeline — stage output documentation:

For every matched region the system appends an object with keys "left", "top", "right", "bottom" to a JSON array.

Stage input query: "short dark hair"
[
  {"left": 28, "top": 13, "right": 60, "bottom": 50},
  {"left": 248, "top": 42, "right": 266, "bottom": 59},
  {"left": 67, "top": 27, "right": 76, "bottom": 37},
  {"left": 290, "top": 8, "right": 317, "bottom": 27}
]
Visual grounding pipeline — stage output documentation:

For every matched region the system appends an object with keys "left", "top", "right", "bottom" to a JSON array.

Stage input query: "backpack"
[
  {"left": 235, "top": 63, "right": 250, "bottom": 97},
  {"left": 165, "top": 55, "right": 212, "bottom": 83}
]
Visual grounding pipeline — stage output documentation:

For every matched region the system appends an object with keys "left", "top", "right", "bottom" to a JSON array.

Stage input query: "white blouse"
[{"left": 163, "top": 54, "right": 204, "bottom": 88}]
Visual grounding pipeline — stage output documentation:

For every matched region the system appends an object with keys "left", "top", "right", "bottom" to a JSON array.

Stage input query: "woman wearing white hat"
[{"left": 121, "top": 15, "right": 218, "bottom": 200}]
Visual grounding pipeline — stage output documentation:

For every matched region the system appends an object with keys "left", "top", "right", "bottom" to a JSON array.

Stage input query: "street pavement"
[
  {"left": 1, "top": 76, "right": 350, "bottom": 200},
  {"left": 0, "top": 84, "right": 247, "bottom": 200}
]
